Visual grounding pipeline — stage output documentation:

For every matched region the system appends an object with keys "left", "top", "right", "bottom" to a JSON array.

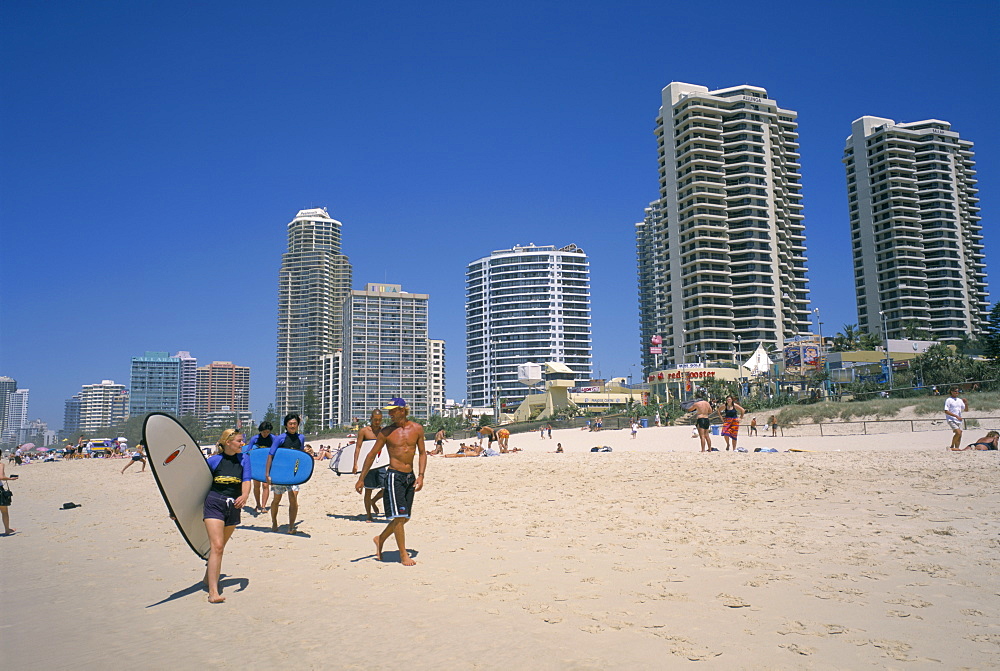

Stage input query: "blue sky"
[{"left": 2, "top": 1, "right": 997, "bottom": 429}]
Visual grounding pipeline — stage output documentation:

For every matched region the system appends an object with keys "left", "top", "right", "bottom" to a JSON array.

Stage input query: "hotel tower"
[
  {"left": 275, "top": 208, "right": 352, "bottom": 424},
  {"left": 636, "top": 82, "right": 809, "bottom": 373},
  {"left": 843, "top": 116, "right": 987, "bottom": 340}
]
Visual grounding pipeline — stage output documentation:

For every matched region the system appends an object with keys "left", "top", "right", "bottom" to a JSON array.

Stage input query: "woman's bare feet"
[
  {"left": 373, "top": 535, "right": 383, "bottom": 561},
  {"left": 208, "top": 594, "right": 226, "bottom": 603},
  {"left": 400, "top": 552, "right": 416, "bottom": 566}
]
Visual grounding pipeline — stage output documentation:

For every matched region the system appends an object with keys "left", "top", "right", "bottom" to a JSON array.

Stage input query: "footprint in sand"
[{"left": 717, "top": 593, "right": 750, "bottom": 608}]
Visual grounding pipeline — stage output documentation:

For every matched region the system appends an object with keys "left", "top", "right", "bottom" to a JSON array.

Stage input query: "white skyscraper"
[
  {"left": 844, "top": 116, "right": 988, "bottom": 340},
  {"left": 3, "top": 388, "right": 29, "bottom": 443},
  {"left": 78, "top": 380, "right": 128, "bottom": 432},
  {"left": 466, "top": 244, "right": 592, "bottom": 411},
  {"left": 636, "top": 82, "right": 808, "bottom": 372},
  {"left": 275, "top": 208, "right": 352, "bottom": 422}
]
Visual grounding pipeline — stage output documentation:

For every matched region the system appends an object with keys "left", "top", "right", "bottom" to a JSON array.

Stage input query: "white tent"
[{"left": 742, "top": 344, "right": 773, "bottom": 375}]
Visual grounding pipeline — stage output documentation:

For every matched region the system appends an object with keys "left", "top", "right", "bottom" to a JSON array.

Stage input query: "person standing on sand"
[
  {"left": 718, "top": 396, "right": 746, "bottom": 451},
  {"left": 944, "top": 387, "right": 968, "bottom": 450},
  {"left": 688, "top": 397, "right": 714, "bottom": 452},
  {"left": 121, "top": 443, "right": 146, "bottom": 473},
  {"left": 0, "top": 461, "right": 17, "bottom": 536},
  {"left": 749, "top": 417, "right": 758, "bottom": 436},
  {"left": 353, "top": 409, "right": 386, "bottom": 522},
  {"left": 203, "top": 429, "right": 251, "bottom": 603},
  {"left": 244, "top": 421, "right": 274, "bottom": 513},
  {"left": 266, "top": 414, "right": 307, "bottom": 534},
  {"left": 769, "top": 415, "right": 780, "bottom": 437},
  {"left": 356, "top": 398, "right": 426, "bottom": 566},
  {"left": 431, "top": 428, "right": 447, "bottom": 455}
]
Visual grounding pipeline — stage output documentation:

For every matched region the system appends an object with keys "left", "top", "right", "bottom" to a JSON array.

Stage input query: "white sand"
[{"left": 4, "top": 424, "right": 999, "bottom": 668}]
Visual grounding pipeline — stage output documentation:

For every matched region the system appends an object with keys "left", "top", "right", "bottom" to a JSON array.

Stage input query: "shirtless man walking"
[
  {"left": 353, "top": 409, "right": 386, "bottom": 521},
  {"left": 688, "top": 396, "right": 714, "bottom": 452},
  {"left": 356, "top": 398, "right": 426, "bottom": 566}
]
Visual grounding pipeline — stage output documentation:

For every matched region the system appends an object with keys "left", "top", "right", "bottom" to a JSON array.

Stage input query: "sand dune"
[{"left": 3, "top": 424, "right": 998, "bottom": 669}]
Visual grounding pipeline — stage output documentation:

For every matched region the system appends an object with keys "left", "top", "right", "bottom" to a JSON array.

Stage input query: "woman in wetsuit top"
[
  {"left": 204, "top": 428, "right": 251, "bottom": 603},
  {"left": 244, "top": 421, "right": 274, "bottom": 512}
]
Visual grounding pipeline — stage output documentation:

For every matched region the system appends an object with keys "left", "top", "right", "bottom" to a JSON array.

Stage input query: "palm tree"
[{"left": 832, "top": 324, "right": 862, "bottom": 352}]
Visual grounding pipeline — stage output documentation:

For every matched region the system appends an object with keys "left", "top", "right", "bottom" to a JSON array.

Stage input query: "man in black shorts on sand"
[
  {"left": 356, "top": 397, "right": 426, "bottom": 566},
  {"left": 687, "top": 397, "right": 714, "bottom": 452}
]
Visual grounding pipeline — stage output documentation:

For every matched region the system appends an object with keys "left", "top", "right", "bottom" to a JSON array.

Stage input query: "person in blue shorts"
[
  {"left": 204, "top": 428, "right": 251, "bottom": 603},
  {"left": 356, "top": 398, "right": 427, "bottom": 566},
  {"left": 266, "top": 414, "right": 307, "bottom": 534}
]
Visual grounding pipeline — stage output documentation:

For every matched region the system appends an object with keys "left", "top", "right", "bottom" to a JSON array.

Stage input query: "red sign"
[{"left": 649, "top": 347, "right": 662, "bottom": 354}]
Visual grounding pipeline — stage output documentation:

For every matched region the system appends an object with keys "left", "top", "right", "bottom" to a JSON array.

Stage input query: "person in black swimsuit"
[{"left": 204, "top": 429, "right": 251, "bottom": 603}]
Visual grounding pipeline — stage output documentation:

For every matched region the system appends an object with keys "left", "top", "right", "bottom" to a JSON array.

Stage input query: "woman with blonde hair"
[
  {"left": 951, "top": 430, "right": 999, "bottom": 451},
  {"left": 203, "top": 428, "right": 251, "bottom": 603}
]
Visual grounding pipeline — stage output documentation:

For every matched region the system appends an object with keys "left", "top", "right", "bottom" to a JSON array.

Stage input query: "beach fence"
[{"left": 775, "top": 415, "right": 1000, "bottom": 437}]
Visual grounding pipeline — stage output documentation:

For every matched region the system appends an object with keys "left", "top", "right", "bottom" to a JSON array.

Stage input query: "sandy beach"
[{"left": 4, "top": 423, "right": 999, "bottom": 669}]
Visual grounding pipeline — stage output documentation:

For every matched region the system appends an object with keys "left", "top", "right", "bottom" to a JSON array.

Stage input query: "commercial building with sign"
[
  {"left": 466, "top": 244, "right": 592, "bottom": 412},
  {"left": 843, "top": 116, "right": 988, "bottom": 341},
  {"left": 636, "top": 82, "right": 809, "bottom": 376}
]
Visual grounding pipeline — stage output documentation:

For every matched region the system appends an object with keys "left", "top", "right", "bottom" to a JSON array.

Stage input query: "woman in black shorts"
[{"left": 203, "top": 429, "right": 251, "bottom": 603}]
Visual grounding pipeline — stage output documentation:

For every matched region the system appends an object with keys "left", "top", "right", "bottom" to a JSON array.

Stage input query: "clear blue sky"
[{"left": 2, "top": 1, "right": 997, "bottom": 430}]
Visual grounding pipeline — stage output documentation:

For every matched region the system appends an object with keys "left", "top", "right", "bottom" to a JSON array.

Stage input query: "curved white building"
[{"left": 466, "top": 244, "right": 592, "bottom": 412}]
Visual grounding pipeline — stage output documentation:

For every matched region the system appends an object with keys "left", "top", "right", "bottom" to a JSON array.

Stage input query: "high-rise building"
[
  {"left": 466, "top": 244, "right": 592, "bottom": 411},
  {"left": 275, "top": 208, "right": 353, "bottom": 420},
  {"left": 428, "top": 339, "right": 446, "bottom": 417},
  {"left": 196, "top": 361, "right": 250, "bottom": 418},
  {"left": 129, "top": 352, "right": 181, "bottom": 417},
  {"left": 319, "top": 351, "right": 342, "bottom": 429},
  {"left": 843, "top": 116, "right": 988, "bottom": 340},
  {"left": 637, "top": 82, "right": 809, "bottom": 372},
  {"left": 78, "top": 380, "right": 128, "bottom": 432},
  {"left": 173, "top": 351, "right": 198, "bottom": 417},
  {"left": 0, "top": 376, "right": 17, "bottom": 442},
  {"left": 341, "top": 283, "right": 430, "bottom": 422},
  {"left": 3, "top": 388, "right": 29, "bottom": 443},
  {"left": 63, "top": 394, "right": 81, "bottom": 438}
]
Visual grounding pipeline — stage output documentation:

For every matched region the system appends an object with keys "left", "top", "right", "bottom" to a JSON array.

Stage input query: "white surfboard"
[
  {"left": 142, "top": 413, "right": 212, "bottom": 560},
  {"left": 331, "top": 439, "right": 389, "bottom": 476}
]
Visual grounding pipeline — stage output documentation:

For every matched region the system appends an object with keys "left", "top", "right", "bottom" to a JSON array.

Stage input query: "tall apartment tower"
[
  {"left": 844, "top": 116, "right": 988, "bottom": 340},
  {"left": 637, "top": 82, "right": 809, "bottom": 372},
  {"left": 129, "top": 352, "right": 181, "bottom": 417},
  {"left": 63, "top": 394, "right": 82, "bottom": 438},
  {"left": 3, "top": 389, "right": 29, "bottom": 443},
  {"left": 466, "top": 244, "right": 592, "bottom": 411},
  {"left": 341, "top": 283, "right": 430, "bottom": 423},
  {"left": 0, "top": 376, "right": 17, "bottom": 442},
  {"left": 275, "top": 208, "right": 352, "bottom": 420},
  {"left": 78, "top": 380, "right": 128, "bottom": 432},
  {"left": 428, "top": 339, "right": 446, "bottom": 417},
  {"left": 195, "top": 361, "right": 250, "bottom": 417},
  {"left": 173, "top": 351, "right": 198, "bottom": 416}
]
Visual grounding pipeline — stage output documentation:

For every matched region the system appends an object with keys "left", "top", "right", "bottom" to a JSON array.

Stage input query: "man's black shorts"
[
  {"left": 696, "top": 418, "right": 711, "bottom": 430},
  {"left": 364, "top": 465, "right": 388, "bottom": 490},
  {"left": 384, "top": 469, "right": 416, "bottom": 519}
]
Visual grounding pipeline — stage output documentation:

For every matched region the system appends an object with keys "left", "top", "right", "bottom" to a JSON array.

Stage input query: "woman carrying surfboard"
[
  {"left": 204, "top": 428, "right": 251, "bottom": 603},
  {"left": 266, "top": 414, "right": 307, "bottom": 534}
]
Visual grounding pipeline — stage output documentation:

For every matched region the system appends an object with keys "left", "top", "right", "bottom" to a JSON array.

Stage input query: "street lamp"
[
  {"left": 879, "top": 311, "right": 894, "bottom": 390},
  {"left": 812, "top": 307, "right": 827, "bottom": 394}
]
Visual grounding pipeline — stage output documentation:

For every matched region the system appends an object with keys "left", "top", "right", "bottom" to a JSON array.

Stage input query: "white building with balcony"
[
  {"left": 466, "top": 244, "right": 592, "bottom": 412},
  {"left": 637, "top": 82, "right": 809, "bottom": 374},
  {"left": 844, "top": 116, "right": 987, "bottom": 341}
]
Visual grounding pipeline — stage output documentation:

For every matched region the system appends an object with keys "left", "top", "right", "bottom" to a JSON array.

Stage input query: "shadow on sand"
[
  {"left": 352, "top": 548, "right": 419, "bottom": 563},
  {"left": 146, "top": 575, "right": 249, "bottom": 607}
]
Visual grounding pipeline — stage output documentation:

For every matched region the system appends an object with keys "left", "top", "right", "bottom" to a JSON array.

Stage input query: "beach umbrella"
[
  {"left": 36, "top": 446, "right": 50, "bottom": 452},
  {"left": 21, "top": 443, "right": 36, "bottom": 451}
]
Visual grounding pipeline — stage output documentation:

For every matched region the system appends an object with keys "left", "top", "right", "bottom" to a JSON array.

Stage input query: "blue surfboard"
[{"left": 249, "top": 447, "right": 314, "bottom": 486}]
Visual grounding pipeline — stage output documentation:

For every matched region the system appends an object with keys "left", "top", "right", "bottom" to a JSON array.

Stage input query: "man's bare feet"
[
  {"left": 400, "top": 552, "right": 416, "bottom": 566},
  {"left": 208, "top": 595, "right": 226, "bottom": 603},
  {"left": 287, "top": 524, "right": 298, "bottom": 535},
  {"left": 271, "top": 521, "right": 279, "bottom": 531},
  {"left": 373, "top": 535, "right": 383, "bottom": 561}
]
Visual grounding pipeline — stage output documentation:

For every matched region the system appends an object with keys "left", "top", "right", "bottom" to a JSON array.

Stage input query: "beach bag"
[{"left": 0, "top": 484, "right": 12, "bottom": 506}]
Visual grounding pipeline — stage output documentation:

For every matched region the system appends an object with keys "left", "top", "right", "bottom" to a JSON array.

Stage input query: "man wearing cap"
[{"left": 356, "top": 397, "right": 426, "bottom": 566}]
